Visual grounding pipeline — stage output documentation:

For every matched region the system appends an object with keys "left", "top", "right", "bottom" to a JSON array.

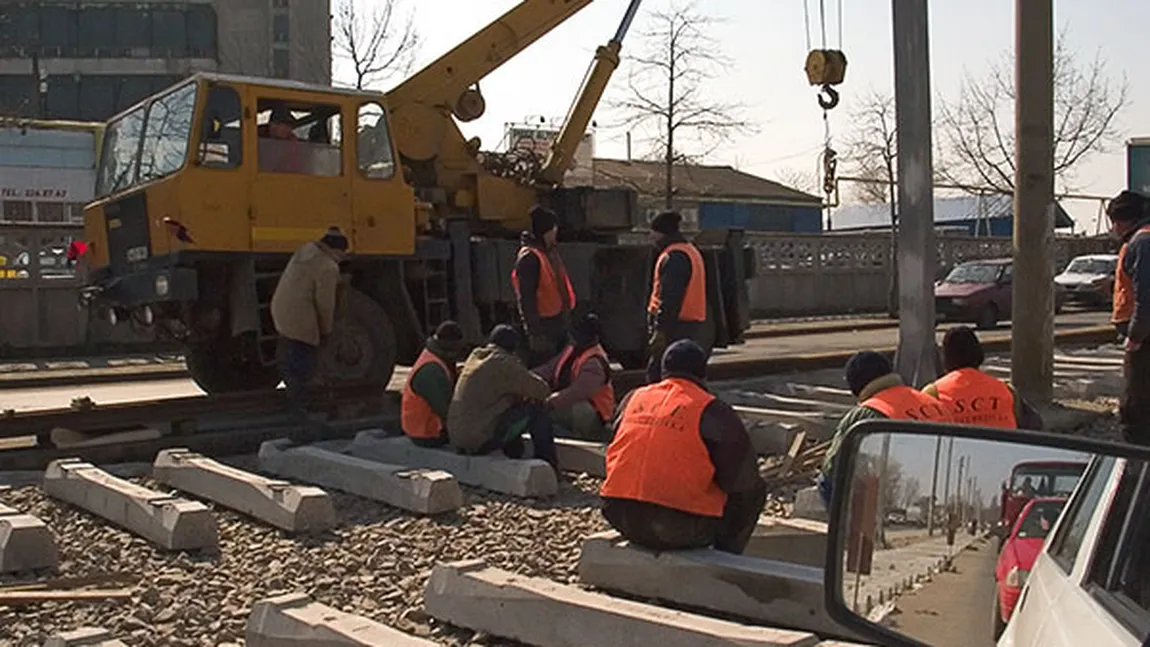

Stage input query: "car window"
[
  {"left": 1083, "top": 460, "right": 1150, "bottom": 638},
  {"left": 1048, "top": 456, "right": 1116, "bottom": 574},
  {"left": 1016, "top": 500, "right": 1067, "bottom": 540}
]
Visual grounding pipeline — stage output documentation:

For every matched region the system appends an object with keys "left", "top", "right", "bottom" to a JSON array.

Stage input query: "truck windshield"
[
  {"left": 944, "top": 263, "right": 1002, "bottom": 284},
  {"left": 96, "top": 82, "right": 197, "bottom": 198},
  {"left": 1010, "top": 464, "right": 1085, "bottom": 497}
]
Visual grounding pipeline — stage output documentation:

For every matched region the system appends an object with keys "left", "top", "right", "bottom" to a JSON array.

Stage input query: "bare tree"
[
  {"left": 612, "top": 0, "right": 755, "bottom": 208},
  {"left": 773, "top": 167, "right": 821, "bottom": 196},
  {"left": 332, "top": 0, "right": 420, "bottom": 91},
  {"left": 937, "top": 30, "right": 1129, "bottom": 194},
  {"left": 900, "top": 477, "right": 922, "bottom": 510},
  {"left": 845, "top": 90, "right": 900, "bottom": 316}
]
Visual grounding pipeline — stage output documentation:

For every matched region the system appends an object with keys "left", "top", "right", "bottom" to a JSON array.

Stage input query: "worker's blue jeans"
[{"left": 278, "top": 338, "right": 317, "bottom": 415}]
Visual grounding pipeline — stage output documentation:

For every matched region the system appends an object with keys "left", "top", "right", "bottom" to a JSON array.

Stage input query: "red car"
[{"left": 993, "top": 497, "right": 1068, "bottom": 637}]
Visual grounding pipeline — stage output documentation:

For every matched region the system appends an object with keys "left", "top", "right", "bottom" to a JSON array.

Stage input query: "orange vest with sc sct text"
[
  {"left": 648, "top": 242, "right": 707, "bottom": 322},
  {"left": 932, "top": 368, "right": 1016, "bottom": 429},
  {"left": 600, "top": 378, "right": 726, "bottom": 517},
  {"left": 1112, "top": 225, "right": 1150, "bottom": 324},
  {"left": 511, "top": 246, "right": 576, "bottom": 318},
  {"left": 552, "top": 343, "right": 616, "bottom": 421},
  {"left": 862, "top": 385, "right": 951, "bottom": 423},
  {"left": 401, "top": 349, "right": 453, "bottom": 439}
]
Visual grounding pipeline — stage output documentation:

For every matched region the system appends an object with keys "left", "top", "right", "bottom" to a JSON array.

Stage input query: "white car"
[
  {"left": 998, "top": 455, "right": 1148, "bottom": 646},
  {"left": 1054, "top": 254, "right": 1118, "bottom": 309}
]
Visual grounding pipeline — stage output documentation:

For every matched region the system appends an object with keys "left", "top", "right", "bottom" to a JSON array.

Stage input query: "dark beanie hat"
[
  {"left": 1107, "top": 190, "right": 1149, "bottom": 222},
  {"left": 941, "top": 326, "right": 984, "bottom": 371},
  {"left": 844, "top": 351, "right": 893, "bottom": 396},
  {"left": 319, "top": 226, "right": 349, "bottom": 251},
  {"left": 571, "top": 312, "right": 601, "bottom": 345},
  {"left": 530, "top": 205, "right": 558, "bottom": 239},
  {"left": 488, "top": 324, "right": 521, "bottom": 353},
  {"left": 433, "top": 320, "right": 463, "bottom": 343},
  {"left": 661, "top": 339, "right": 707, "bottom": 380},
  {"left": 650, "top": 210, "right": 682, "bottom": 235}
]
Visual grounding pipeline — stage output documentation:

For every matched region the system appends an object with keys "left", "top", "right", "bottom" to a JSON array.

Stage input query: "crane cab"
[{"left": 83, "top": 73, "right": 416, "bottom": 279}]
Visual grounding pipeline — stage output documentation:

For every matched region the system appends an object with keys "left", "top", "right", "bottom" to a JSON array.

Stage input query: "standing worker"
[
  {"left": 401, "top": 321, "right": 466, "bottom": 447},
  {"left": 533, "top": 312, "right": 615, "bottom": 440},
  {"left": 818, "top": 351, "right": 950, "bottom": 506},
  {"left": 646, "top": 211, "right": 708, "bottom": 383},
  {"left": 600, "top": 339, "right": 767, "bottom": 555},
  {"left": 511, "top": 205, "right": 575, "bottom": 366},
  {"left": 1107, "top": 190, "right": 1150, "bottom": 445},
  {"left": 923, "top": 326, "right": 1043, "bottom": 430},
  {"left": 270, "top": 227, "right": 348, "bottom": 426}
]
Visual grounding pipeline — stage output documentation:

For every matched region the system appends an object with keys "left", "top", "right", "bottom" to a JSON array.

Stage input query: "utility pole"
[
  {"left": 875, "top": 434, "right": 891, "bottom": 548},
  {"left": 956, "top": 456, "right": 965, "bottom": 522},
  {"left": 927, "top": 436, "right": 942, "bottom": 536},
  {"left": 891, "top": 0, "right": 939, "bottom": 387},
  {"left": 943, "top": 437, "right": 954, "bottom": 516},
  {"left": 1011, "top": 0, "right": 1056, "bottom": 402}
]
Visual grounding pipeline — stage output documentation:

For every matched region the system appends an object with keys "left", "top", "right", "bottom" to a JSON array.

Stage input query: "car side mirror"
[{"left": 822, "top": 419, "right": 1144, "bottom": 647}]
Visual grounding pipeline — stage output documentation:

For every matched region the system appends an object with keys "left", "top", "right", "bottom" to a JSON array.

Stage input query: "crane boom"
[{"left": 539, "top": 0, "right": 642, "bottom": 185}]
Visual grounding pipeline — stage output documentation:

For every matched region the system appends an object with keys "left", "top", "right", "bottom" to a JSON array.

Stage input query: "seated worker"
[
  {"left": 401, "top": 321, "right": 467, "bottom": 447},
  {"left": 532, "top": 312, "right": 615, "bottom": 441},
  {"left": 600, "top": 340, "right": 767, "bottom": 555},
  {"left": 818, "top": 351, "right": 951, "bottom": 506},
  {"left": 923, "top": 326, "right": 1043, "bottom": 430},
  {"left": 446, "top": 325, "right": 559, "bottom": 469}
]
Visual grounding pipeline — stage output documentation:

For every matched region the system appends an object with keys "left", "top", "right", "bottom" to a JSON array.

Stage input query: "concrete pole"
[
  {"left": 927, "top": 436, "right": 941, "bottom": 536},
  {"left": 891, "top": 0, "right": 940, "bottom": 388},
  {"left": 875, "top": 434, "right": 892, "bottom": 548},
  {"left": 1011, "top": 0, "right": 1056, "bottom": 402},
  {"left": 943, "top": 437, "right": 954, "bottom": 515}
]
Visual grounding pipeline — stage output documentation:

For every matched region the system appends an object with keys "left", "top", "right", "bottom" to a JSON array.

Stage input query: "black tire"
[
  {"left": 186, "top": 338, "right": 280, "bottom": 394},
  {"left": 976, "top": 304, "right": 999, "bottom": 331},
  {"left": 314, "top": 288, "right": 397, "bottom": 389},
  {"left": 992, "top": 590, "right": 1007, "bottom": 639}
]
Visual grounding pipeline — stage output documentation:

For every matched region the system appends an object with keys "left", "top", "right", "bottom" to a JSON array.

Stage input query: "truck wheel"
[
  {"left": 186, "top": 339, "right": 280, "bottom": 394},
  {"left": 315, "top": 288, "right": 397, "bottom": 390},
  {"left": 976, "top": 304, "right": 999, "bottom": 331}
]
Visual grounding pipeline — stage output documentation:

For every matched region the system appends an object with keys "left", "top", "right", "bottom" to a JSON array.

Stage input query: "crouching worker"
[
  {"left": 447, "top": 325, "right": 559, "bottom": 469},
  {"left": 533, "top": 313, "right": 615, "bottom": 441},
  {"left": 600, "top": 340, "right": 767, "bottom": 555},
  {"left": 401, "top": 321, "right": 467, "bottom": 447},
  {"left": 923, "top": 326, "right": 1043, "bottom": 430},
  {"left": 818, "top": 351, "right": 951, "bottom": 507}
]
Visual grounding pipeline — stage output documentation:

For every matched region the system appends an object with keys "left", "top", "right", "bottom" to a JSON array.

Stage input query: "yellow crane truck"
[{"left": 79, "top": 0, "right": 754, "bottom": 394}]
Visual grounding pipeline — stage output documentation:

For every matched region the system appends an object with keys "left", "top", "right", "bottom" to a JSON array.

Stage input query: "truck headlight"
[
  {"left": 1005, "top": 566, "right": 1029, "bottom": 588},
  {"left": 155, "top": 274, "right": 169, "bottom": 297}
]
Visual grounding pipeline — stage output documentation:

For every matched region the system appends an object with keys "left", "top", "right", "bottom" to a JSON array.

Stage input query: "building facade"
[
  {"left": 0, "top": 0, "right": 331, "bottom": 122},
  {"left": 831, "top": 194, "right": 1077, "bottom": 237}
]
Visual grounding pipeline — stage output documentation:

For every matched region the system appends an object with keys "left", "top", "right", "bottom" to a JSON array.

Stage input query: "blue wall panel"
[{"left": 698, "top": 201, "right": 823, "bottom": 233}]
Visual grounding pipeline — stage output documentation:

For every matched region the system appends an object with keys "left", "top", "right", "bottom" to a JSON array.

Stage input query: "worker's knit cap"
[
  {"left": 661, "top": 339, "right": 707, "bottom": 380},
  {"left": 488, "top": 324, "right": 521, "bottom": 353},
  {"left": 571, "top": 312, "right": 601, "bottom": 345},
  {"left": 433, "top": 320, "right": 465, "bottom": 352},
  {"left": 530, "top": 205, "right": 559, "bottom": 239},
  {"left": 650, "top": 210, "right": 682, "bottom": 235},
  {"left": 319, "top": 226, "right": 349, "bottom": 251},
  {"left": 1107, "top": 190, "right": 1149, "bottom": 222},
  {"left": 844, "top": 351, "right": 893, "bottom": 396},
  {"left": 940, "top": 326, "right": 984, "bottom": 371}
]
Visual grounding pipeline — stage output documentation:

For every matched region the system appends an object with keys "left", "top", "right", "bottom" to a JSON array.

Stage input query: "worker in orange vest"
[
  {"left": 1107, "top": 190, "right": 1150, "bottom": 444},
  {"left": 922, "top": 327, "right": 1042, "bottom": 430},
  {"left": 401, "top": 321, "right": 467, "bottom": 447},
  {"left": 818, "top": 351, "right": 951, "bottom": 506},
  {"left": 512, "top": 205, "right": 576, "bottom": 366},
  {"left": 532, "top": 313, "right": 615, "bottom": 441},
  {"left": 646, "top": 211, "right": 708, "bottom": 383},
  {"left": 601, "top": 340, "right": 766, "bottom": 554}
]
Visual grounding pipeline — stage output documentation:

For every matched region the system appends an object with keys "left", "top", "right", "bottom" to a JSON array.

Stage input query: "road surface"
[
  {"left": 886, "top": 537, "right": 999, "bottom": 647},
  {"left": 0, "top": 310, "right": 1109, "bottom": 413}
]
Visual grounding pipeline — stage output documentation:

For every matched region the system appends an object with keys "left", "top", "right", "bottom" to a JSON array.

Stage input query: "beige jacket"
[
  {"left": 447, "top": 344, "right": 551, "bottom": 452},
  {"left": 270, "top": 241, "right": 340, "bottom": 346}
]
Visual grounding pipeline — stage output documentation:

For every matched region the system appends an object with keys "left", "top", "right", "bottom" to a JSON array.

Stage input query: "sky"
[{"left": 333, "top": 0, "right": 1150, "bottom": 231}]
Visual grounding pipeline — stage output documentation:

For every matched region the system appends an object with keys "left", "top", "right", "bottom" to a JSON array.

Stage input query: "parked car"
[
  {"left": 1054, "top": 254, "right": 1118, "bottom": 308},
  {"left": 994, "top": 497, "right": 1068, "bottom": 638},
  {"left": 998, "top": 455, "right": 1148, "bottom": 647},
  {"left": 935, "top": 258, "right": 1065, "bottom": 329}
]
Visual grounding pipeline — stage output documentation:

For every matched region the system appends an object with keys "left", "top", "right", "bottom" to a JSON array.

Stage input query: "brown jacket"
[
  {"left": 270, "top": 241, "right": 340, "bottom": 346},
  {"left": 447, "top": 344, "right": 551, "bottom": 452}
]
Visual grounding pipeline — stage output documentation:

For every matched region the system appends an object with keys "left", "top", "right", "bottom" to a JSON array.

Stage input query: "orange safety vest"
[
  {"left": 600, "top": 378, "right": 726, "bottom": 517},
  {"left": 931, "top": 368, "right": 1016, "bottom": 429},
  {"left": 648, "top": 242, "right": 707, "bottom": 322},
  {"left": 862, "top": 385, "right": 951, "bottom": 422},
  {"left": 401, "top": 348, "right": 453, "bottom": 439},
  {"left": 1112, "top": 226, "right": 1150, "bottom": 324},
  {"left": 511, "top": 246, "right": 576, "bottom": 318},
  {"left": 552, "top": 343, "right": 615, "bottom": 421}
]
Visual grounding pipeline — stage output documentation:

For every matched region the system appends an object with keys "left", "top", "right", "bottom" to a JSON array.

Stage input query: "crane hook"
[{"left": 818, "top": 85, "right": 840, "bottom": 111}]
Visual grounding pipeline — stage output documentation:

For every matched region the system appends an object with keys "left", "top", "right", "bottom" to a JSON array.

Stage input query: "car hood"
[
  {"left": 1055, "top": 272, "right": 1109, "bottom": 286},
  {"left": 1003, "top": 537, "right": 1045, "bottom": 573},
  {"left": 935, "top": 282, "right": 992, "bottom": 298}
]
